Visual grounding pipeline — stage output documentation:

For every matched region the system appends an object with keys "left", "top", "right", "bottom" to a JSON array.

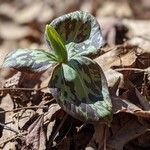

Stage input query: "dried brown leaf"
[
  {"left": 107, "top": 118, "right": 148, "bottom": 150},
  {"left": 135, "top": 131, "right": 150, "bottom": 148},
  {"left": 2, "top": 141, "right": 16, "bottom": 150},
  {"left": 86, "top": 123, "right": 107, "bottom": 150},
  {"left": 112, "top": 96, "right": 150, "bottom": 118},
  {"left": 44, "top": 104, "right": 61, "bottom": 141},
  {"left": 128, "top": 37, "right": 150, "bottom": 51},
  {"left": 26, "top": 115, "right": 46, "bottom": 150},
  {"left": 112, "top": 96, "right": 141, "bottom": 114},
  {"left": 55, "top": 137, "right": 70, "bottom": 150},
  {"left": 95, "top": 45, "right": 137, "bottom": 71},
  {"left": 123, "top": 20, "right": 150, "bottom": 43},
  {"left": 135, "top": 88, "right": 150, "bottom": 111},
  {"left": 135, "top": 52, "right": 150, "bottom": 69},
  {"left": 105, "top": 69, "right": 124, "bottom": 89}
]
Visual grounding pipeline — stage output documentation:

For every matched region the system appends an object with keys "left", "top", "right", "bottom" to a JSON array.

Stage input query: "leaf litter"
[{"left": 0, "top": 0, "right": 150, "bottom": 150}]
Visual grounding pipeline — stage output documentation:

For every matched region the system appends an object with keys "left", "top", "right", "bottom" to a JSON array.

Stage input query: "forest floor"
[{"left": 0, "top": 0, "right": 150, "bottom": 149}]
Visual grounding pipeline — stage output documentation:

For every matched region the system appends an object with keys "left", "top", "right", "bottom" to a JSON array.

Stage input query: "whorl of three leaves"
[{"left": 2, "top": 11, "right": 112, "bottom": 123}]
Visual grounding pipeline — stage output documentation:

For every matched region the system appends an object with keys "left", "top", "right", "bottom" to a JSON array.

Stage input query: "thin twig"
[
  {"left": 0, "top": 122, "right": 19, "bottom": 134},
  {"left": 114, "top": 68, "right": 146, "bottom": 73},
  {"left": 0, "top": 86, "right": 48, "bottom": 91},
  {"left": 76, "top": 123, "right": 86, "bottom": 132},
  {"left": 0, "top": 105, "right": 48, "bottom": 114},
  {"left": 0, "top": 132, "right": 27, "bottom": 146},
  {"left": 55, "top": 121, "right": 73, "bottom": 146}
]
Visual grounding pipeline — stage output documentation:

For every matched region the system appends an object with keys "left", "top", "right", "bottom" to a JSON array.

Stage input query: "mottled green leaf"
[
  {"left": 48, "top": 11, "right": 104, "bottom": 59},
  {"left": 45, "top": 25, "right": 68, "bottom": 63},
  {"left": 3, "top": 49, "right": 57, "bottom": 72},
  {"left": 49, "top": 56, "right": 112, "bottom": 123}
]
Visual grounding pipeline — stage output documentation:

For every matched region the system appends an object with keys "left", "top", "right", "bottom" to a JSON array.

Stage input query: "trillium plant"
[{"left": 3, "top": 11, "right": 112, "bottom": 123}]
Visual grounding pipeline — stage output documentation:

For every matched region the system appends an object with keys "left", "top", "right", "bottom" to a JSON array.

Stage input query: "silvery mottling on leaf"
[{"left": 2, "top": 11, "right": 112, "bottom": 124}]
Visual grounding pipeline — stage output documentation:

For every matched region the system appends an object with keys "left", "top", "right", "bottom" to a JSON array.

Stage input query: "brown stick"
[
  {"left": 0, "top": 105, "right": 48, "bottom": 114},
  {"left": 0, "top": 132, "right": 27, "bottom": 146},
  {"left": 0, "top": 123, "right": 19, "bottom": 134},
  {"left": 114, "top": 68, "right": 146, "bottom": 73},
  {"left": 0, "top": 86, "right": 48, "bottom": 91}
]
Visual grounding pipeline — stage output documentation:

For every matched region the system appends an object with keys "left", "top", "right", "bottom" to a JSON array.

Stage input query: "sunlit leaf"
[
  {"left": 45, "top": 25, "right": 68, "bottom": 63},
  {"left": 49, "top": 11, "right": 104, "bottom": 59},
  {"left": 49, "top": 56, "right": 112, "bottom": 123},
  {"left": 3, "top": 49, "right": 57, "bottom": 72}
]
